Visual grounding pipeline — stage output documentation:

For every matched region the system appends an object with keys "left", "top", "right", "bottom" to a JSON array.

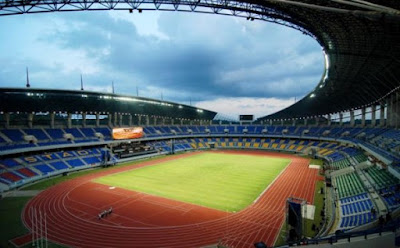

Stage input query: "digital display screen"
[
  {"left": 112, "top": 127, "right": 143, "bottom": 140},
  {"left": 239, "top": 115, "right": 254, "bottom": 121}
]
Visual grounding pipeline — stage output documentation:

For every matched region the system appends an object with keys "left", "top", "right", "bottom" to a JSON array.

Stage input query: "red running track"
[{"left": 22, "top": 150, "right": 319, "bottom": 248}]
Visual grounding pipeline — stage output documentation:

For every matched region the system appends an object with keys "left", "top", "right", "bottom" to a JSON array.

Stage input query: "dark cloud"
[{"left": 0, "top": 10, "right": 323, "bottom": 106}]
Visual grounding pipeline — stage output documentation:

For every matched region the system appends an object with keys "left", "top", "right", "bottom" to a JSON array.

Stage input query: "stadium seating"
[
  {"left": 380, "top": 185, "right": 400, "bottom": 210},
  {"left": 365, "top": 166, "right": 399, "bottom": 189},
  {"left": 17, "top": 168, "right": 37, "bottom": 178},
  {"left": 49, "top": 161, "right": 70, "bottom": 170},
  {"left": 45, "top": 128, "right": 65, "bottom": 140},
  {"left": 338, "top": 193, "right": 376, "bottom": 230},
  {"left": 335, "top": 172, "right": 366, "bottom": 198},
  {"left": 0, "top": 159, "right": 21, "bottom": 168},
  {"left": 66, "top": 159, "right": 85, "bottom": 167},
  {"left": 34, "top": 164, "right": 54, "bottom": 174},
  {"left": 331, "top": 158, "right": 352, "bottom": 170},
  {"left": 0, "top": 125, "right": 399, "bottom": 164},
  {"left": 0, "top": 171, "right": 24, "bottom": 183},
  {"left": 24, "top": 129, "right": 49, "bottom": 140},
  {"left": 1, "top": 129, "right": 25, "bottom": 142}
]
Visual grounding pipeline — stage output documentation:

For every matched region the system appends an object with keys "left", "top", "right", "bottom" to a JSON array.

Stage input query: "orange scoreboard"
[{"left": 112, "top": 127, "right": 144, "bottom": 140}]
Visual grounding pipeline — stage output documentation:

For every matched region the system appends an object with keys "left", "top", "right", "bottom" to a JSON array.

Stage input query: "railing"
[{"left": 281, "top": 217, "right": 400, "bottom": 247}]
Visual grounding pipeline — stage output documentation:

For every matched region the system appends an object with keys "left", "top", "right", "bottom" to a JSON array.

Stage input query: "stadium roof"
[
  {"left": 0, "top": 88, "right": 217, "bottom": 120},
  {"left": 0, "top": 0, "right": 399, "bottom": 120},
  {"left": 260, "top": 0, "right": 400, "bottom": 120}
]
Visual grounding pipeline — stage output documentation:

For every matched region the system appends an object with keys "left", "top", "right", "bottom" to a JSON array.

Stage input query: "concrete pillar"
[
  {"left": 350, "top": 110, "right": 355, "bottom": 127},
  {"left": 327, "top": 114, "right": 332, "bottom": 126},
  {"left": 153, "top": 116, "right": 157, "bottom": 126},
  {"left": 82, "top": 112, "right": 86, "bottom": 127},
  {"left": 394, "top": 92, "right": 400, "bottom": 129},
  {"left": 67, "top": 113, "right": 72, "bottom": 128},
  {"left": 304, "top": 118, "right": 308, "bottom": 126},
  {"left": 96, "top": 113, "right": 100, "bottom": 127},
  {"left": 171, "top": 118, "right": 174, "bottom": 125},
  {"left": 129, "top": 114, "right": 132, "bottom": 126},
  {"left": 108, "top": 113, "right": 112, "bottom": 127},
  {"left": 387, "top": 97, "right": 392, "bottom": 127},
  {"left": 292, "top": 119, "right": 296, "bottom": 126},
  {"left": 113, "top": 113, "right": 118, "bottom": 127},
  {"left": 190, "top": 120, "right": 194, "bottom": 125},
  {"left": 146, "top": 116, "right": 150, "bottom": 126},
  {"left": 269, "top": 119, "right": 272, "bottom": 126},
  {"left": 380, "top": 104, "right": 385, "bottom": 127},
  {"left": 138, "top": 115, "right": 142, "bottom": 126},
  {"left": 361, "top": 107, "right": 366, "bottom": 127},
  {"left": 118, "top": 114, "right": 123, "bottom": 126},
  {"left": 339, "top": 113, "right": 343, "bottom": 125},
  {"left": 281, "top": 120, "right": 284, "bottom": 126},
  {"left": 180, "top": 119, "right": 184, "bottom": 125},
  {"left": 371, "top": 105, "right": 376, "bottom": 127},
  {"left": 27, "top": 113, "right": 34, "bottom": 128},
  {"left": 50, "top": 112, "right": 55, "bottom": 128},
  {"left": 5, "top": 112, "right": 10, "bottom": 128}
]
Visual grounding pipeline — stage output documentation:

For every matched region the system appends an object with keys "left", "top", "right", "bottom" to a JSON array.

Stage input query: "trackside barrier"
[{"left": 278, "top": 218, "right": 400, "bottom": 247}]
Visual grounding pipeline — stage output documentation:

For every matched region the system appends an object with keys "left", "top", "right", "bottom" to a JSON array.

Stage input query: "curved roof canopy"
[
  {"left": 1, "top": 0, "right": 400, "bottom": 120},
  {"left": 0, "top": 88, "right": 217, "bottom": 120}
]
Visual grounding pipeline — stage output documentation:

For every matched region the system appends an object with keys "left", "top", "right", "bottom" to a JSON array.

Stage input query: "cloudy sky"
[{"left": 0, "top": 10, "right": 323, "bottom": 119}]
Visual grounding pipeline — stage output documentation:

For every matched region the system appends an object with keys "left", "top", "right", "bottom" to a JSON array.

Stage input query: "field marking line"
[{"left": 254, "top": 159, "right": 293, "bottom": 204}]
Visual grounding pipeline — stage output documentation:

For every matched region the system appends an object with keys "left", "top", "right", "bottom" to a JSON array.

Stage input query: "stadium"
[{"left": 0, "top": 0, "right": 400, "bottom": 248}]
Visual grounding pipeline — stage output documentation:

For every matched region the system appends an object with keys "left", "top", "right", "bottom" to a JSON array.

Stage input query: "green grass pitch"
[{"left": 94, "top": 152, "right": 291, "bottom": 212}]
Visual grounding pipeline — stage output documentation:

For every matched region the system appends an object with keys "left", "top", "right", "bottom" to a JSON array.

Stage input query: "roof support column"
[
  {"left": 327, "top": 114, "right": 331, "bottom": 126},
  {"left": 292, "top": 119, "right": 296, "bottom": 126},
  {"left": 146, "top": 115, "right": 150, "bottom": 126},
  {"left": 113, "top": 113, "right": 118, "bottom": 127},
  {"left": 304, "top": 118, "right": 308, "bottom": 126},
  {"left": 393, "top": 91, "right": 400, "bottom": 128},
  {"left": 371, "top": 105, "right": 376, "bottom": 127},
  {"left": 380, "top": 103, "right": 385, "bottom": 127},
  {"left": 118, "top": 113, "right": 123, "bottom": 127},
  {"left": 108, "top": 113, "right": 112, "bottom": 127},
  {"left": 67, "top": 113, "right": 72, "bottom": 129},
  {"left": 361, "top": 107, "right": 366, "bottom": 127},
  {"left": 387, "top": 98, "right": 392, "bottom": 127},
  {"left": 129, "top": 114, "right": 132, "bottom": 126},
  {"left": 180, "top": 119, "right": 184, "bottom": 125},
  {"left": 82, "top": 112, "right": 86, "bottom": 128},
  {"left": 153, "top": 116, "right": 157, "bottom": 126},
  {"left": 4, "top": 113, "right": 10, "bottom": 128},
  {"left": 138, "top": 115, "right": 142, "bottom": 126},
  {"left": 96, "top": 113, "right": 100, "bottom": 127},
  {"left": 339, "top": 113, "right": 343, "bottom": 126},
  {"left": 50, "top": 112, "right": 55, "bottom": 129},
  {"left": 27, "top": 113, "right": 33, "bottom": 129},
  {"left": 171, "top": 118, "right": 174, "bottom": 125},
  {"left": 350, "top": 110, "right": 355, "bottom": 127}
]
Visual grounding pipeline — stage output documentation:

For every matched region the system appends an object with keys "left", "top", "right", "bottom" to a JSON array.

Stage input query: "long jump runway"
[{"left": 22, "top": 151, "right": 319, "bottom": 248}]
